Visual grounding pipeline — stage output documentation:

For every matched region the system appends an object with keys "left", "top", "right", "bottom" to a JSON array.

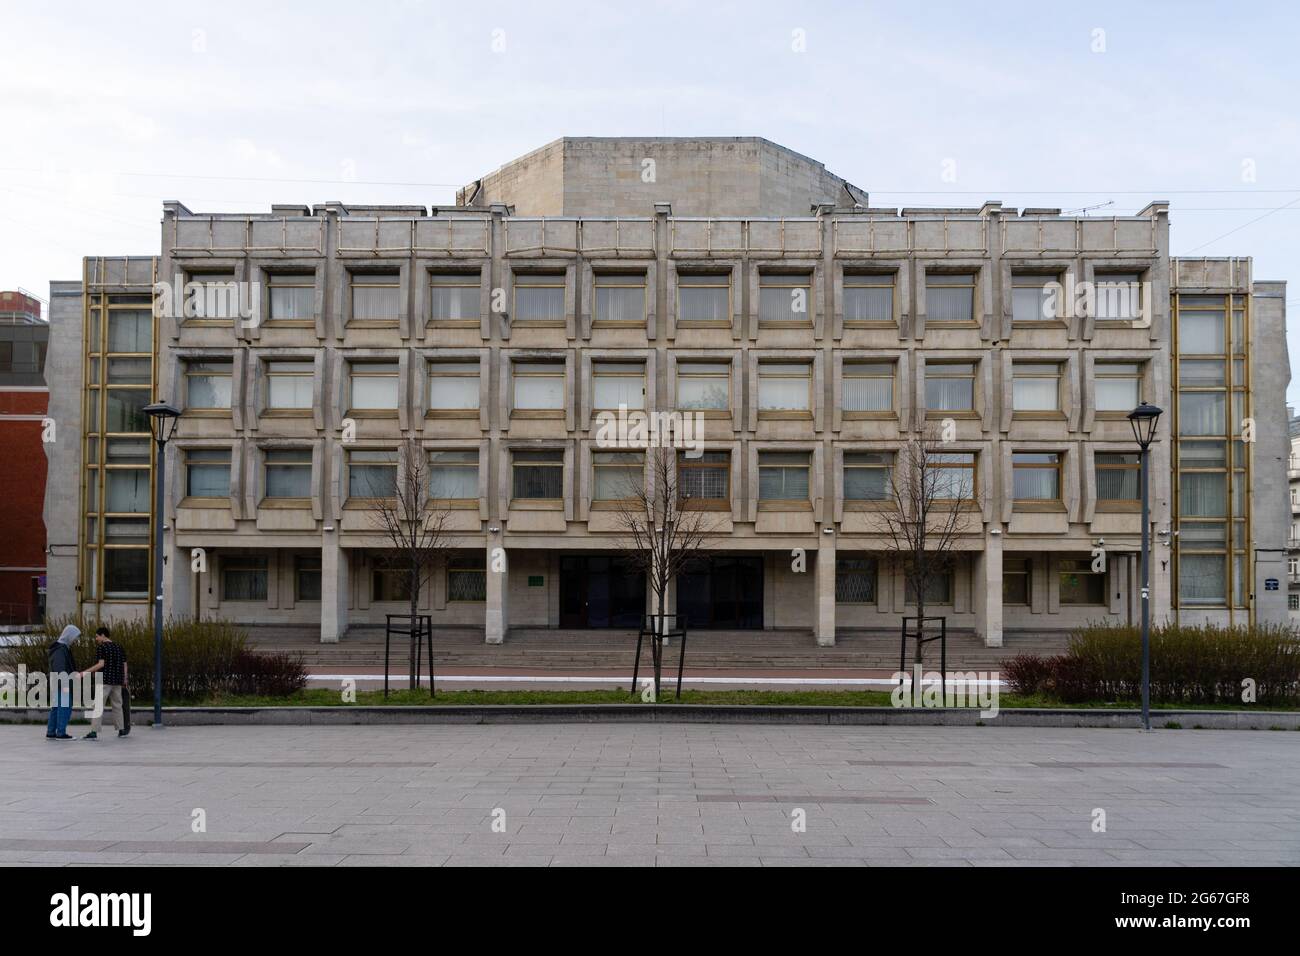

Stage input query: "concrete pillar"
[
  {"left": 815, "top": 540, "right": 836, "bottom": 647},
  {"left": 320, "top": 536, "right": 349, "bottom": 643},
  {"left": 485, "top": 542, "right": 507, "bottom": 644},
  {"left": 164, "top": 540, "right": 194, "bottom": 619},
  {"left": 974, "top": 531, "right": 1004, "bottom": 647}
]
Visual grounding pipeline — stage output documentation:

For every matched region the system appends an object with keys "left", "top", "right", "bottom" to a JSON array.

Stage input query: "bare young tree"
[
  {"left": 367, "top": 438, "right": 457, "bottom": 691},
  {"left": 612, "top": 445, "right": 721, "bottom": 700},
  {"left": 876, "top": 426, "right": 980, "bottom": 666}
]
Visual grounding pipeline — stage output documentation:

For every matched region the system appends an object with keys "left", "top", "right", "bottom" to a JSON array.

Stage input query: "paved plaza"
[{"left": 1, "top": 723, "right": 1297, "bottom": 867}]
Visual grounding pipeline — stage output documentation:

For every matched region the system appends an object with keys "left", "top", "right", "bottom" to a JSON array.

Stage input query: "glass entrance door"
[
  {"left": 677, "top": 556, "right": 763, "bottom": 629},
  {"left": 559, "top": 556, "right": 646, "bottom": 628}
]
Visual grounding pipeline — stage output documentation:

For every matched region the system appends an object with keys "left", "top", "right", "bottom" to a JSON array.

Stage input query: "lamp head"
[{"left": 1127, "top": 402, "right": 1163, "bottom": 448}]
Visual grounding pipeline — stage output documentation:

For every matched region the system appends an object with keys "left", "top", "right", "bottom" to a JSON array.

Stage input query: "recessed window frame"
[
  {"left": 511, "top": 448, "right": 565, "bottom": 502},
  {"left": 429, "top": 272, "right": 481, "bottom": 327},
  {"left": 266, "top": 272, "right": 316, "bottom": 325},
  {"left": 347, "top": 360, "right": 400, "bottom": 414},
  {"left": 924, "top": 361, "right": 977, "bottom": 416},
  {"left": 184, "top": 358, "right": 234, "bottom": 413},
  {"left": 1012, "top": 451, "right": 1064, "bottom": 510},
  {"left": 184, "top": 447, "right": 231, "bottom": 501},
  {"left": 1011, "top": 362, "right": 1063, "bottom": 417},
  {"left": 842, "top": 360, "right": 895, "bottom": 417},
  {"left": 1059, "top": 557, "right": 1106, "bottom": 606},
  {"left": 265, "top": 359, "right": 315, "bottom": 413},
  {"left": 511, "top": 360, "right": 566, "bottom": 417},
  {"left": 427, "top": 449, "right": 479, "bottom": 507},
  {"left": 676, "top": 272, "right": 731, "bottom": 326},
  {"left": 676, "top": 361, "right": 731, "bottom": 415},
  {"left": 262, "top": 447, "right": 313, "bottom": 503},
  {"left": 1095, "top": 361, "right": 1144, "bottom": 417},
  {"left": 843, "top": 273, "right": 895, "bottom": 327},
  {"left": 677, "top": 449, "right": 731, "bottom": 511},
  {"left": 757, "top": 451, "right": 812, "bottom": 508},
  {"left": 428, "top": 361, "right": 480, "bottom": 418},
  {"left": 1011, "top": 272, "right": 1062, "bottom": 325},
  {"left": 1095, "top": 451, "right": 1140, "bottom": 512},
  {"left": 925, "top": 272, "right": 977, "bottom": 326},
  {"left": 347, "top": 448, "right": 398, "bottom": 501},
  {"left": 593, "top": 272, "right": 647, "bottom": 327},
  {"left": 348, "top": 270, "right": 401, "bottom": 326},
  {"left": 757, "top": 362, "right": 813, "bottom": 418},
  {"left": 758, "top": 272, "right": 813, "bottom": 327},
  {"left": 512, "top": 272, "right": 566, "bottom": 326},
  {"left": 592, "top": 361, "right": 647, "bottom": 412}
]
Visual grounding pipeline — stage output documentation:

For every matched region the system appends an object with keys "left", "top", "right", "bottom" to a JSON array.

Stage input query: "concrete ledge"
[{"left": 2, "top": 706, "right": 1299, "bottom": 729}]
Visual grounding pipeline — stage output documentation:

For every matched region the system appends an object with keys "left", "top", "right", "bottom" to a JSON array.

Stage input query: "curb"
[{"left": 2, "top": 706, "right": 1298, "bottom": 729}]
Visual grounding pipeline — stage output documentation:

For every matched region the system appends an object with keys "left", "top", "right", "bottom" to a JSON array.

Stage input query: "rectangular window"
[
  {"left": 758, "top": 363, "right": 812, "bottom": 413},
  {"left": 927, "top": 452, "right": 976, "bottom": 501},
  {"left": 350, "top": 271, "right": 400, "bottom": 323},
  {"left": 102, "top": 549, "right": 148, "bottom": 600},
  {"left": 1290, "top": 594, "right": 1298, "bottom": 612},
  {"left": 1011, "top": 274, "right": 1059, "bottom": 323},
  {"left": 925, "top": 362, "right": 975, "bottom": 413},
  {"left": 1012, "top": 363, "right": 1061, "bottom": 412},
  {"left": 1012, "top": 452, "right": 1062, "bottom": 501},
  {"left": 428, "top": 362, "right": 479, "bottom": 411},
  {"left": 185, "top": 448, "right": 231, "bottom": 498},
  {"left": 835, "top": 557, "right": 878, "bottom": 603},
  {"left": 758, "top": 274, "right": 812, "bottom": 324},
  {"left": 295, "top": 555, "right": 322, "bottom": 602},
  {"left": 678, "top": 450, "right": 730, "bottom": 507},
  {"left": 266, "top": 360, "right": 314, "bottom": 410},
  {"left": 183, "top": 271, "right": 239, "bottom": 320},
  {"left": 348, "top": 449, "right": 397, "bottom": 498},
  {"left": 430, "top": 273, "right": 480, "bottom": 323},
  {"left": 1003, "top": 557, "right": 1030, "bottom": 605},
  {"left": 372, "top": 567, "right": 412, "bottom": 603},
  {"left": 349, "top": 361, "right": 399, "bottom": 411},
  {"left": 264, "top": 448, "right": 312, "bottom": 499},
  {"left": 105, "top": 469, "right": 150, "bottom": 513},
  {"left": 758, "top": 452, "right": 810, "bottom": 502},
  {"left": 106, "top": 310, "right": 152, "bottom": 353},
  {"left": 593, "top": 362, "right": 646, "bottom": 411},
  {"left": 926, "top": 273, "right": 976, "bottom": 323},
  {"left": 906, "top": 573, "right": 952, "bottom": 606},
  {"left": 428, "top": 450, "right": 478, "bottom": 501},
  {"left": 1059, "top": 558, "right": 1105, "bottom": 605},
  {"left": 104, "top": 387, "right": 150, "bottom": 433},
  {"left": 594, "top": 273, "right": 646, "bottom": 325},
  {"left": 1096, "top": 452, "right": 1140, "bottom": 502},
  {"left": 222, "top": 555, "right": 268, "bottom": 601},
  {"left": 1095, "top": 362, "right": 1142, "bottom": 412},
  {"left": 448, "top": 554, "right": 487, "bottom": 602},
  {"left": 593, "top": 451, "right": 643, "bottom": 502},
  {"left": 677, "top": 273, "right": 730, "bottom": 324},
  {"left": 512, "top": 449, "right": 564, "bottom": 500},
  {"left": 1094, "top": 272, "right": 1142, "bottom": 322},
  {"left": 844, "top": 452, "right": 892, "bottom": 501},
  {"left": 1179, "top": 391, "right": 1226, "bottom": 436},
  {"left": 512, "top": 361, "right": 565, "bottom": 411},
  {"left": 842, "top": 361, "right": 894, "bottom": 413},
  {"left": 513, "top": 273, "right": 565, "bottom": 323},
  {"left": 843, "top": 274, "right": 894, "bottom": 324},
  {"left": 1178, "top": 308, "right": 1225, "bottom": 355},
  {"left": 1179, "top": 551, "right": 1226, "bottom": 606},
  {"left": 185, "top": 360, "right": 233, "bottom": 410},
  {"left": 676, "top": 362, "right": 730, "bottom": 411},
  {"left": 268, "top": 273, "right": 315, "bottom": 322}
]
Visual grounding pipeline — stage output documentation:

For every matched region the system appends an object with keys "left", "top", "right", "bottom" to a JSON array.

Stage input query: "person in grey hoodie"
[{"left": 46, "top": 625, "right": 79, "bottom": 740}]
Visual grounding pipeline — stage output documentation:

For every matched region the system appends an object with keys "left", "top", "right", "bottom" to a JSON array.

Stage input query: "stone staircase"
[{"left": 247, "top": 624, "right": 1073, "bottom": 671}]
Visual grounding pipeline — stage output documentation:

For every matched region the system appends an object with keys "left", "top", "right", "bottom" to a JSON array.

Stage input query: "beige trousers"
[{"left": 90, "top": 684, "right": 125, "bottom": 733}]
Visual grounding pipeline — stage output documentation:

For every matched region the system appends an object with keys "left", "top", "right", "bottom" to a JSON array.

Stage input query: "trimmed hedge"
[
  {"left": 1003, "top": 623, "right": 1300, "bottom": 705},
  {"left": 5, "top": 616, "right": 306, "bottom": 702}
]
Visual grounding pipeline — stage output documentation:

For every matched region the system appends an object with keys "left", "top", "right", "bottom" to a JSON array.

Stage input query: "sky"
[{"left": 2, "top": 0, "right": 1298, "bottom": 398}]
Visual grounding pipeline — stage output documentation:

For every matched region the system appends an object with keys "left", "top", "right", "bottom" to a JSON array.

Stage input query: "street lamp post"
[
  {"left": 143, "top": 402, "right": 182, "bottom": 728},
  {"left": 1127, "top": 401, "right": 1163, "bottom": 732}
]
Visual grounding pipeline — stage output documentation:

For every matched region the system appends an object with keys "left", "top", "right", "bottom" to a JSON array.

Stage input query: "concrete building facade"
[{"left": 41, "top": 138, "right": 1291, "bottom": 647}]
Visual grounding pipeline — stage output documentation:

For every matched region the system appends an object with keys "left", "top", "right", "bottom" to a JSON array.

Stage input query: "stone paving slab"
[{"left": 0, "top": 724, "right": 1297, "bottom": 867}]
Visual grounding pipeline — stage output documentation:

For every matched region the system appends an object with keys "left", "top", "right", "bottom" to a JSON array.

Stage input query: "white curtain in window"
[
  {"left": 351, "top": 376, "right": 398, "bottom": 409},
  {"left": 189, "top": 374, "right": 231, "bottom": 409},
  {"left": 759, "top": 377, "right": 809, "bottom": 411},
  {"left": 352, "top": 286, "right": 400, "bottom": 321},
  {"left": 679, "top": 287, "right": 728, "bottom": 322},
  {"left": 106, "top": 470, "right": 151, "bottom": 512},
  {"left": 596, "top": 286, "right": 644, "bottom": 323},
  {"left": 1179, "top": 392, "right": 1225, "bottom": 435},
  {"left": 1179, "top": 472, "right": 1227, "bottom": 516},
  {"left": 1097, "top": 468, "right": 1137, "bottom": 500},
  {"left": 594, "top": 465, "right": 641, "bottom": 500},
  {"left": 430, "top": 376, "right": 478, "bottom": 409},
  {"left": 1097, "top": 378, "right": 1138, "bottom": 411},
  {"left": 1013, "top": 377, "right": 1058, "bottom": 411},
  {"left": 270, "top": 286, "right": 313, "bottom": 320},
  {"left": 514, "top": 374, "right": 564, "bottom": 409},
  {"left": 1178, "top": 554, "right": 1226, "bottom": 604},
  {"left": 759, "top": 287, "right": 807, "bottom": 323},
  {"left": 927, "top": 287, "right": 972, "bottom": 323},
  {"left": 429, "top": 466, "right": 478, "bottom": 499},
  {"left": 594, "top": 374, "right": 644, "bottom": 409},
  {"left": 515, "top": 286, "right": 564, "bottom": 321},
  {"left": 430, "top": 286, "right": 478, "bottom": 321},
  {"left": 844, "top": 288, "right": 892, "bottom": 322},
  {"left": 678, "top": 378, "right": 728, "bottom": 410},
  {"left": 925, "top": 378, "right": 973, "bottom": 411},
  {"left": 269, "top": 375, "right": 313, "bottom": 409},
  {"left": 843, "top": 376, "right": 891, "bottom": 411},
  {"left": 1013, "top": 468, "right": 1058, "bottom": 500}
]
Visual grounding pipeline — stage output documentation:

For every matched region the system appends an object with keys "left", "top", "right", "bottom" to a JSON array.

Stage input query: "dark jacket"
[{"left": 47, "top": 641, "right": 77, "bottom": 676}]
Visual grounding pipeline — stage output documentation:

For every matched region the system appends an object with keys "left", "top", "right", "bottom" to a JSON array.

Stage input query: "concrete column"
[
  {"left": 164, "top": 540, "right": 194, "bottom": 619},
  {"left": 815, "top": 540, "right": 836, "bottom": 647},
  {"left": 485, "top": 542, "right": 507, "bottom": 645},
  {"left": 974, "top": 532, "right": 1004, "bottom": 647},
  {"left": 320, "top": 536, "right": 349, "bottom": 644}
]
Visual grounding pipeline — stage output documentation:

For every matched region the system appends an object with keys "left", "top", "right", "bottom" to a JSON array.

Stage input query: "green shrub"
[
  {"left": 3, "top": 616, "right": 306, "bottom": 702},
  {"left": 1002, "top": 654, "right": 1055, "bottom": 695},
  {"left": 1066, "top": 622, "right": 1300, "bottom": 706}
]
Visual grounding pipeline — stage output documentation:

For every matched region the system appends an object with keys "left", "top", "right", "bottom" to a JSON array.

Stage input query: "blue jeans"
[{"left": 46, "top": 685, "right": 72, "bottom": 737}]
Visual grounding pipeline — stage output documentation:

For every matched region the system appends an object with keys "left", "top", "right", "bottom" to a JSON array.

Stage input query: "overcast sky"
[{"left": 3, "top": 0, "right": 1297, "bottom": 400}]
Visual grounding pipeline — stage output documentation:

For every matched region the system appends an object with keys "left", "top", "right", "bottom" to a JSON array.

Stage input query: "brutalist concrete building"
[{"left": 41, "top": 137, "right": 1291, "bottom": 647}]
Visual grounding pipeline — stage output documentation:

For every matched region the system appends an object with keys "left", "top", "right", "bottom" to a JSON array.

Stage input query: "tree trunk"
[
  {"left": 408, "top": 567, "right": 418, "bottom": 692},
  {"left": 914, "top": 592, "right": 926, "bottom": 667},
  {"left": 654, "top": 584, "right": 666, "bottom": 702}
]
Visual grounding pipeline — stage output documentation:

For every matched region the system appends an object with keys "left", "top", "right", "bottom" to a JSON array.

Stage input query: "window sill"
[
  {"left": 591, "top": 322, "right": 647, "bottom": 330},
  {"left": 179, "top": 498, "right": 229, "bottom": 509},
  {"left": 757, "top": 321, "right": 814, "bottom": 330},
  {"left": 925, "top": 410, "right": 978, "bottom": 420},
  {"left": 426, "top": 410, "right": 479, "bottom": 420},
  {"left": 347, "top": 320, "right": 400, "bottom": 330},
  {"left": 758, "top": 411, "right": 813, "bottom": 421},
  {"left": 259, "top": 498, "right": 311, "bottom": 510},
  {"left": 1094, "top": 411, "right": 1133, "bottom": 420},
  {"left": 1013, "top": 501, "right": 1067, "bottom": 513},
  {"left": 181, "top": 320, "right": 236, "bottom": 328},
  {"left": 843, "top": 411, "right": 897, "bottom": 420},
  {"left": 1012, "top": 411, "right": 1067, "bottom": 421},
  {"left": 844, "top": 500, "right": 892, "bottom": 511},
  {"left": 347, "top": 409, "right": 399, "bottom": 419},
  {"left": 511, "top": 409, "right": 565, "bottom": 420},
  {"left": 1095, "top": 501, "right": 1140, "bottom": 513},
  {"left": 679, "top": 500, "right": 730, "bottom": 512},
  {"left": 509, "top": 500, "right": 563, "bottom": 511},
  {"left": 843, "top": 321, "right": 897, "bottom": 330},
  {"left": 511, "top": 320, "right": 565, "bottom": 329},
  {"left": 261, "top": 408, "right": 313, "bottom": 418},
  {"left": 428, "top": 319, "right": 480, "bottom": 329},
  {"left": 757, "top": 500, "right": 812, "bottom": 512},
  {"left": 428, "top": 499, "right": 479, "bottom": 510},
  {"left": 184, "top": 409, "right": 232, "bottom": 418},
  {"left": 344, "top": 497, "right": 396, "bottom": 509},
  {"left": 924, "top": 321, "right": 980, "bottom": 329},
  {"left": 263, "top": 320, "right": 316, "bottom": 328},
  {"left": 1012, "top": 320, "right": 1068, "bottom": 330},
  {"left": 678, "top": 408, "right": 731, "bottom": 419},
  {"left": 675, "top": 320, "right": 732, "bottom": 329},
  {"left": 589, "top": 499, "right": 635, "bottom": 511}
]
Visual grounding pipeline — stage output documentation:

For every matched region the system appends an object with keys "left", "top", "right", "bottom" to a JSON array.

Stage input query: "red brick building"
[{"left": 0, "top": 291, "right": 49, "bottom": 624}]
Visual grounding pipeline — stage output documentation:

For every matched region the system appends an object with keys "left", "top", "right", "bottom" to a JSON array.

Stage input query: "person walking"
[
  {"left": 45, "top": 625, "right": 79, "bottom": 740},
  {"left": 81, "top": 626, "right": 129, "bottom": 739}
]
